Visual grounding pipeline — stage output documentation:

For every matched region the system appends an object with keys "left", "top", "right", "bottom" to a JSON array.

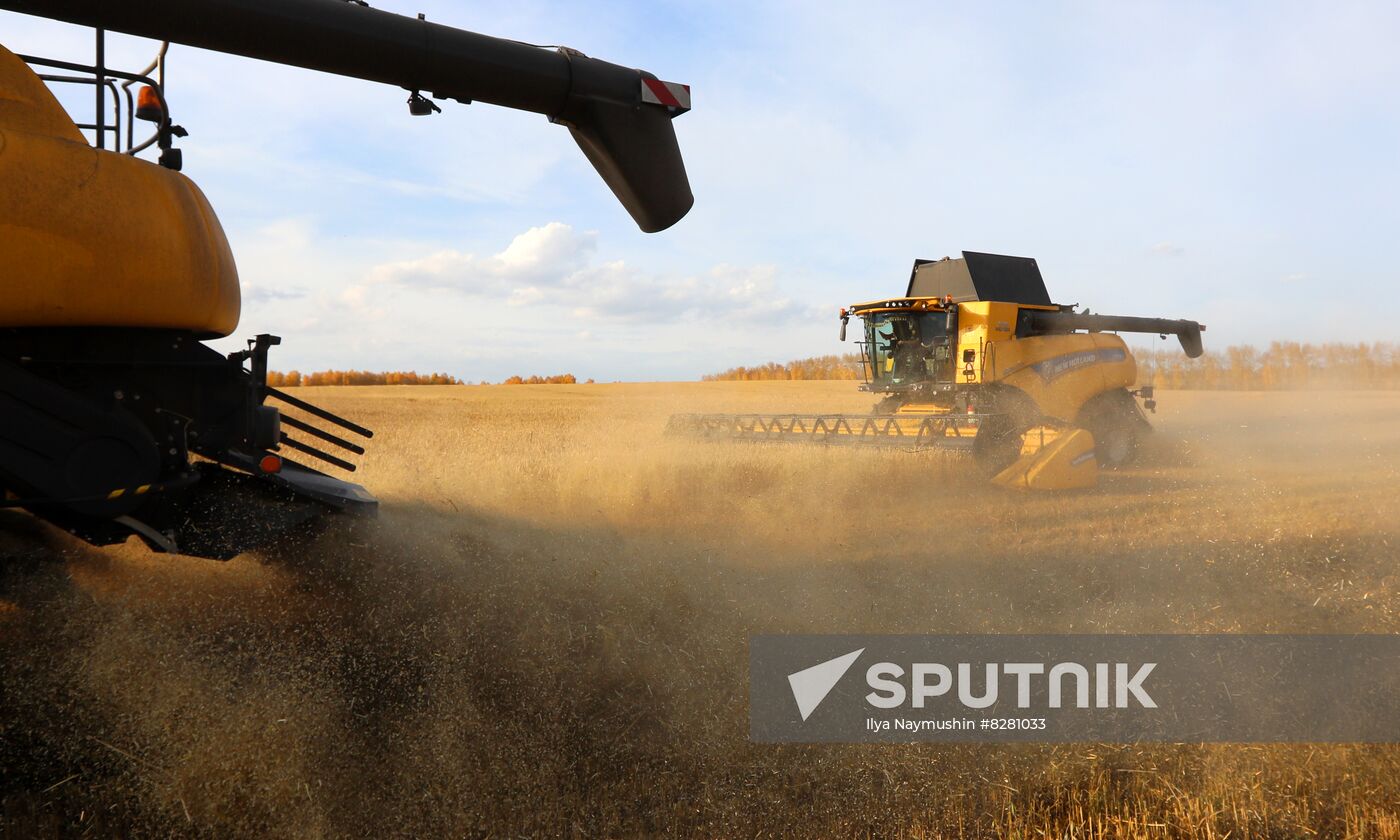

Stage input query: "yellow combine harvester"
[{"left": 669, "top": 252, "right": 1205, "bottom": 489}]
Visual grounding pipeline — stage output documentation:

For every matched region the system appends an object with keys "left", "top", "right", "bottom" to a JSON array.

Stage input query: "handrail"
[{"left": 19, "top": 49, "right": 179, "bottom": 166}]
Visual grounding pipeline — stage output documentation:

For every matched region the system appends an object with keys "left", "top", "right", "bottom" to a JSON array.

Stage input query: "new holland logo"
[{"left": 1030, "top": 347, "right": 1127, "bottom": 382}]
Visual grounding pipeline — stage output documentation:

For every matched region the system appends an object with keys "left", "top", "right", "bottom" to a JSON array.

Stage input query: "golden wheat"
[{"left": 2, "top": 383, "right": 1398, "bottom": 837}]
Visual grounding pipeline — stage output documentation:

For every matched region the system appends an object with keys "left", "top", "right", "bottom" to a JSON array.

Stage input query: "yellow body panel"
[
  {"left": 0, "top": 45, "right": 240, "bottom": 336},
  {"left": 987, "top": 331, "right": 1136, "bottom": 422},
  {"left": 991, "top": 426, "right": 1098, "bottom": 490},
  {"left": 953, "top": 300, "right": 1043, "bottom": 385},
  {"left": 0, "top": 46, "right": 85, "bottom": 143},
  {"left": 892, "top": 403, "right": 953, "bottom": 415}
]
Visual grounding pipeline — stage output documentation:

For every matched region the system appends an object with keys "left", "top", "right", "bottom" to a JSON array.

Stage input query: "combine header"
[
  {"left": 666, "top": 412, "right": 982, "bottom": 450},
  {"left": 671, "top": 252, "right": 1205, "bottom": 490}
]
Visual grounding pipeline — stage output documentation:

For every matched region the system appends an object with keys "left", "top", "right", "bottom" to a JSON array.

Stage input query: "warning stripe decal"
[
  {"left": 641, "top": 78, "right": 691, "bottom": 112},
  {"left": 106, "top": 484, "right": 154, "bottom": 500}
]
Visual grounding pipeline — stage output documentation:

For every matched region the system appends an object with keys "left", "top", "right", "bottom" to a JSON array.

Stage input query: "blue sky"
[{"left": 5, "top": 1, "right": 1399, "bottom": 381}]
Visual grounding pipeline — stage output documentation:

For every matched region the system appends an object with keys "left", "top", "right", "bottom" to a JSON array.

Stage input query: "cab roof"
[
  {"left": 848, "top": 297, "right": 947, "bottom": 315},
  {"left": 906, "top": 251, "right": 1052, "bottom": 305}
]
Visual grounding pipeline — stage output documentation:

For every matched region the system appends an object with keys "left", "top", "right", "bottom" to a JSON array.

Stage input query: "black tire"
[
  {"left": 972, "top": 413, "right": 1023, "bottom": 473},
  {"left": 971, "top": 386, "right": 1042, "bottom": 473},
  {"left": 1094, "top": 422, "right": 1137, "bottom": 467},
  {"left": 1077, "top": 389, "right": 1148, "bottom": 468}
]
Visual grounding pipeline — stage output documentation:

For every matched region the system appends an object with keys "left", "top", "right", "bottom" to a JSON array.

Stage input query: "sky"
[{"left": 4, "top": 1, "right": 1399, "bottom": 381}]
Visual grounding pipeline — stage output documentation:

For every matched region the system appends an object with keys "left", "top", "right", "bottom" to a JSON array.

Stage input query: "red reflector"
[{"left": 259, "top": 454, "right": 282, "bottom": 474}]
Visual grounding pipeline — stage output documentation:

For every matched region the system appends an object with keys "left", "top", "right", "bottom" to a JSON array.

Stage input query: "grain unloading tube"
[{"left": 0, "top": 0, "right": 694, "bottom": 232}]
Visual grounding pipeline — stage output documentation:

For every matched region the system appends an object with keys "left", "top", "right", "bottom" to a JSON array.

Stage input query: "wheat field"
[{"left": 2, "top": 382, "right": 1399, "bottom": 837}]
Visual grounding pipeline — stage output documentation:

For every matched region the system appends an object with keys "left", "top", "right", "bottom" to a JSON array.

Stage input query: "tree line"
[
  {"left": 501, "top": 374, "right": 593, "bottom": 385},
  {"left": 1134, "top": 341, "right": 1400, "bottom": 390},
  {"left": 702, "top": 354, "right": 864, "bottom": 382},
  {"left": 703, "top": 343, "right": 1400, "bottom": 389},
  {"left": 268, "top": 343, "right": 1400, "bottom": 389},
  {"left": 268, "top": 370, "right": 461, "bottom": 386},
  {"left": 268, "top": 370, "right": 595, "bottom": 386}
]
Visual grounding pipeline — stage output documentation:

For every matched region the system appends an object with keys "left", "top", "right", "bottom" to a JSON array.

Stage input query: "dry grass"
[{"left": 2, "top": 382, "right": 1399, "bottom": 837}]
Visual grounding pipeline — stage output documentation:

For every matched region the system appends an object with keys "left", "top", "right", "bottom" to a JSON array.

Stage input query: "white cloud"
[
  {"left": 242, "top": 285, "right": 306, "bottom": 304},
  {"left": 1150, "top": 242, "right": 1185, "bottom": 257},
  {"left": 367, "top": 222, "right": 594, "bottom": 291},
  {"left": 567, "top": 261, "right": 803, "bottom": 323},
  {"left": 200, "top": 215, "right": 838, "bottom": 380},
  {"left": 497, "top": 223, "right": 596, "bottom": 277},
  {"left": 367, "top": 223, "right": 812, "bottom": 324},
  {"left": 506, "top": 286, "right": 546, "bottom": 307}
]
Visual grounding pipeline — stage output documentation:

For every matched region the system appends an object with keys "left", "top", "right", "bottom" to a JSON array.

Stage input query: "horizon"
[{"left": 264, "top": 336, "right": 1400, "bottom": 386}]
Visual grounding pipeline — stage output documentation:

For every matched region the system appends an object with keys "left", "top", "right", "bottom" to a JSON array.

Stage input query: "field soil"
[{"left": 2, "top": 383, "right": 1399, "bottom": 837}]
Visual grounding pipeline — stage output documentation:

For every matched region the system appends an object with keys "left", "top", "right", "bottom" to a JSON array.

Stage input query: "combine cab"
[{"left": 670, "top": 252, "right": 1205, "bottom": 489}]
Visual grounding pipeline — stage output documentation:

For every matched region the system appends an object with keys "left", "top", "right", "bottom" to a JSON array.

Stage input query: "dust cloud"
[{"left": 3, "top": 383, "right": 1399, "bottom": 836}]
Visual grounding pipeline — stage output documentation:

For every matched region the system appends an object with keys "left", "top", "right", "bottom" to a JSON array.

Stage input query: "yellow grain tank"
[{"left": 0, "top": 44, "right": 239, "bottom": 337}]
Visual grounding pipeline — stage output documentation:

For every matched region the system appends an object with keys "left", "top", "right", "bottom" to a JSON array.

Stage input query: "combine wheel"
[
  {"left": 1076, "top": 389, "right": 1149, "bottom": 468},
  {"left": 972, "top": 386, "right": 1041, "bottom": 473},
  {"left": 1095, "top": 423, "right": 1136, "bottom": 467},
  {"left": 972, "top": 414, "right": 1023, "bottom": 472}
]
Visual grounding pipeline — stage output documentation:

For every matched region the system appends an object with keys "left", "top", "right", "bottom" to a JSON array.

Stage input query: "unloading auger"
[{"left": 668, "top": 252, "right": 1205, "bottom": 490}]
